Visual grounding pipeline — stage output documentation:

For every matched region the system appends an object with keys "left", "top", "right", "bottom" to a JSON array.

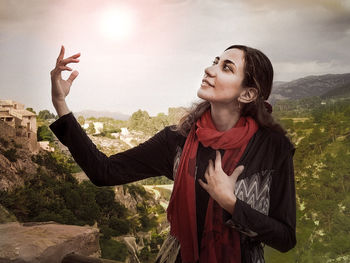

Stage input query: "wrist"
[
  {"left": 52, "top": 97, "right": 65, "bottom": 106},
  {"left": 52, "top": 99, "right": 70, "bottom": 117},
  {"left": 220, "top": 194, "right": 237, "bottom": 215}
]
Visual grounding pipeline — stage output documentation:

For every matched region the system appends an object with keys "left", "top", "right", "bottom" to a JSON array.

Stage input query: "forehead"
[{"left": 219, "top": 48, "right": 245, "bottom": 67}]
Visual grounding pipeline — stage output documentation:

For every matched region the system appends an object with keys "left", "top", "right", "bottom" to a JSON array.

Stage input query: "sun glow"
[{"left": 98, "top": 6, "right": 134, "bottom": 41}]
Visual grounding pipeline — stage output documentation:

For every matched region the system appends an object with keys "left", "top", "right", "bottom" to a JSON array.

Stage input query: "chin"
[{"left": 197, "top": 88, "right": 210, "bottom": 101}]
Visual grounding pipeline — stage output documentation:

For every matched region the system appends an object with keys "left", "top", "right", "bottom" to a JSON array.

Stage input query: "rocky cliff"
[{"left": 0, "top": 120, "right": 39, "bottom": 191}]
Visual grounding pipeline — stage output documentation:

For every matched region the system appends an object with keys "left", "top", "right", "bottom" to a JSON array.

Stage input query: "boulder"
[{"left": 0, "top": 221, "right": 100, "bottom": 263}]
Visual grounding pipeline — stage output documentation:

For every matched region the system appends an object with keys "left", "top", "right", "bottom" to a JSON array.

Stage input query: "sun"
[{"left": 98, "top": 6, "right": 134, "bottom": 41}]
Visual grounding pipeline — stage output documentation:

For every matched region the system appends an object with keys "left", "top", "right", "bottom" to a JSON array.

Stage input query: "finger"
[
  {"left": 57, "top": 45, "right": 65, "bottom": 63},
  {"left": 204, "top": 170, "right": 210, "bottom": 183},
  {"left": 198, "top": 179, "right": 208, "bottom": 191},
  {"left": 230, "top": 165, "right": 244, "bottom": 180},
  {"left": 50, "top": 65, "right": 71, "bottom": 78},
  {"left": 215, "top": 150, "right": 222, "bottom": 170},
  {"left": 61, "top": 57, "right": 80, "bottom": 66},
  {"left": 208, "top": 159, "right": 214, "bottom": 175},
  {"left": 58, "top": 65, "right": 72, "bottom": 71},
  {"left": 66, "top": 53, "right": 81, "bottom": 61},
  {"left": 67, "top": 70, "right": 79, "bottom": 84},
  {"left": 204, "top": 165, "right": 210, "bottom": 183},
  {"left": 205, "top": 164, "right": 209, "bottom": 176},
  {"left": 70, "top": 52, "right": 81, "bottom": 58}
]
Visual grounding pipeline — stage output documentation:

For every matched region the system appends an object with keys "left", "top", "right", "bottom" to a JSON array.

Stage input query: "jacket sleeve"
[
  {"left": 49, "top": 112, "right": 174, "bottom": 186},
  {"left": 224, "top": 146, "right": 296, "bottom": 252}
]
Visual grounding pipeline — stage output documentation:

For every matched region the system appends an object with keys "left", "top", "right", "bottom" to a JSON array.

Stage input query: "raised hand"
[
  {"left": 198, "top": 150, "right": 244, "bottom": 214},
  {"left": 50, "top": 45, "right": 80, "bottom": 116}
]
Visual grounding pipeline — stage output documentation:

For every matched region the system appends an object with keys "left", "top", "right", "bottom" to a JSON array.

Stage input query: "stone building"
[{"left": 0, "top": 99, "right": 38, "bottom": 152}]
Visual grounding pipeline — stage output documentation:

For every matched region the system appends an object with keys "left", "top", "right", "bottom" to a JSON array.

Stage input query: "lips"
[{"left": 201, "top": 79, "right": 214, "bottom": 87}]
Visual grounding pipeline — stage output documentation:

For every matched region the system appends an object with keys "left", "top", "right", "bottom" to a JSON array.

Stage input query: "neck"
[{"left": 210, "top": 102, "right": 241, "bottom": 131}]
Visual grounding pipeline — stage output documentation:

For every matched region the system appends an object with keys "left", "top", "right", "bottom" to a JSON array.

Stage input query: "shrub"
[
  {"left": 124, "top": 184, "right": 150, "bottom": 199},
  {"left": 99, "top": 224, "right": 114, "bottom": 240},
  {"left": 3, "top": 148, "right": 17, "bottom": 162},
  {"left": 0, "top": 137, "right": 9, "bottom": 148},
  {"left": 109, "top": 216, "right": 130, "bottom": 235},
  {"left": 32, "top": 210, "right": 64, "bottom": 223},
  {"left": 13, "top": 141, "right": 22, "bottom": 148},
  {"left": 139, "top": 247, "right": 151, "bottom": 261},
  {"left": 100, "top": 239, "right": 128, "bottom": 261}
]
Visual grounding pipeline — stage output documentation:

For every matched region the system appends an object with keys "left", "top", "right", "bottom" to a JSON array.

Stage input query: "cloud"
[
  {"left": 0, "top": 0, "right": 349, "bottom": 114},
  {"left": 274, "top": 60, "right": 350, "bottom": 81},
  {"left": 242, "top": 0, "right": 350, "bottom": 13},
  {"left": 0, "top": 0, "right": 53, "bottom": 31}
]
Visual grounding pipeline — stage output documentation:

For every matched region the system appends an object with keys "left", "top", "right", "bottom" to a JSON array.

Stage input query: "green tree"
[
  {"left": 37, "top": 125, "right": 54, "bottom": 142},
  {"left": 308, "top": 126, "right": 324, "bottom": 154},
  {"left": 129, "top": 109, "right": 151, "bottom": 132},
  {"left": 77, "top": 116, "right": 85, "bottom": 126},
  {"left": 151, "top": 112, "right": 169, "bottom": 132},
  {"left": 38, "top": 110, "right": 55, "bottom": 120},
  {"left": 321, "top": 112, "right": 346, "bottom": 142},
  {"left": 26, "top": 107, "right": 36, "bottom": 114}
]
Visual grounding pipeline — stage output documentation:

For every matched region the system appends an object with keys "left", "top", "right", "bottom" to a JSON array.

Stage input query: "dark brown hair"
[{"left": 171, "top": 45, "right": 286, "bottom": 137}]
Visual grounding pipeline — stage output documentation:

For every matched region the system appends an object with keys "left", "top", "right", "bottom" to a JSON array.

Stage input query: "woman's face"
[{"left": 197, "top": 48, "right": 246, "bottom": 105}]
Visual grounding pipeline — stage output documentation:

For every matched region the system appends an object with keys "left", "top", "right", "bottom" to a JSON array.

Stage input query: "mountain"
[
  {"left": 270, "top": 73, "right": 350, "bottom": 102},
  {"left": 320, "top": 82, "right": 350, "bottom": 99},
  {"left": 73, "top": 110, "right": 130, "bottom": 120}
]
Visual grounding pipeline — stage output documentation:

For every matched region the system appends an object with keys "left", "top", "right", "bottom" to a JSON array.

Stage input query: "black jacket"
[{"left": 49, "top": 112, "right": 296, "bottom": 263}]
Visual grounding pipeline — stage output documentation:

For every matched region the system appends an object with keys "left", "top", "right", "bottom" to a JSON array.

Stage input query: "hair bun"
[{"left": 264, "top": 101, "right": 273, "bottom": 114}]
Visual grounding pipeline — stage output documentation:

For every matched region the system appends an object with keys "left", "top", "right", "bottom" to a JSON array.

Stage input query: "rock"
[
  {"left": 0, "top": 154, "right": 24, "bottom": 191},
  {"left": 114, "top": 186, "right": 138, "bottom": 213},
  {"left": 0, "top": 120, "right": 39, "bottom": 192},
  {"left": 0, "top": 222, "right": 100, "bottom": 263}
]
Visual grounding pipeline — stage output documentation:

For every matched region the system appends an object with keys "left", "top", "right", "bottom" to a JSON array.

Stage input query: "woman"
[{"left": 49, "top": 44, "right": 296, "bottom": 263}]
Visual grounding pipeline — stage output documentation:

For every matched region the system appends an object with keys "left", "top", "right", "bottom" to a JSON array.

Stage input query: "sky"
[{"left": 1, "top": 0, "right": 350, "bottom": 116}]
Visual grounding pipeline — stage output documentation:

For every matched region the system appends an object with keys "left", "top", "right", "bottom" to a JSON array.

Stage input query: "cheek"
[{"left": 217, "top": 78, "right": 242, "bottom": 94}]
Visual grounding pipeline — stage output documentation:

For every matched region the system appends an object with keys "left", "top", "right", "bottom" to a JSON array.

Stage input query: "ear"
[{"left": 238, "top": 87, "right": 258, "bottom": 104}]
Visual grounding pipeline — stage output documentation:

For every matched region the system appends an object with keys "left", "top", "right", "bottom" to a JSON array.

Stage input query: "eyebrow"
[{"left": 215, "top": 56, "right": 237, "bottom": 68}]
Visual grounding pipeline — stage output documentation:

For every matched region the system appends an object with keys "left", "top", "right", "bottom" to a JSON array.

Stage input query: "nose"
[{"left": 204, "top": 65, "right": 215, "bottom": 78}]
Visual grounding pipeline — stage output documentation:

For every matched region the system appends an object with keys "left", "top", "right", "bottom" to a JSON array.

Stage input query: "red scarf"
[{"left": 167, "top": 108, "right": 259, "bottom": 263}]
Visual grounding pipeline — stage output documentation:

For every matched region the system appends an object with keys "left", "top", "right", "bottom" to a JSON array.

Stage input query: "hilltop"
[{"left": 270, "top": 73, "right": 350, "bottom": 102}]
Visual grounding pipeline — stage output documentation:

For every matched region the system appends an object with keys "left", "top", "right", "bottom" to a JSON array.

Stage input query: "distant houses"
[
  {"left": 38, "top": 141, "right": 55, "bottom": 152},
  {"left": 82, "top": 121, "right": 104, "bottom": 134}
]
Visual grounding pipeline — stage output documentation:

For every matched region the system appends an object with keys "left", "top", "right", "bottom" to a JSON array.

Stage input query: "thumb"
[
  {"left": 230, "top": 165, "right": 244, "bottom": 180},
  {"left": 67, "top": 70, "right": 79, "bottom": 84}
]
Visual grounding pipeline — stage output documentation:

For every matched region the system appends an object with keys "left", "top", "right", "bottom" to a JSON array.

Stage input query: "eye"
[{"left": 223, "top": 63, "right": 233, "bottom": 72}]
